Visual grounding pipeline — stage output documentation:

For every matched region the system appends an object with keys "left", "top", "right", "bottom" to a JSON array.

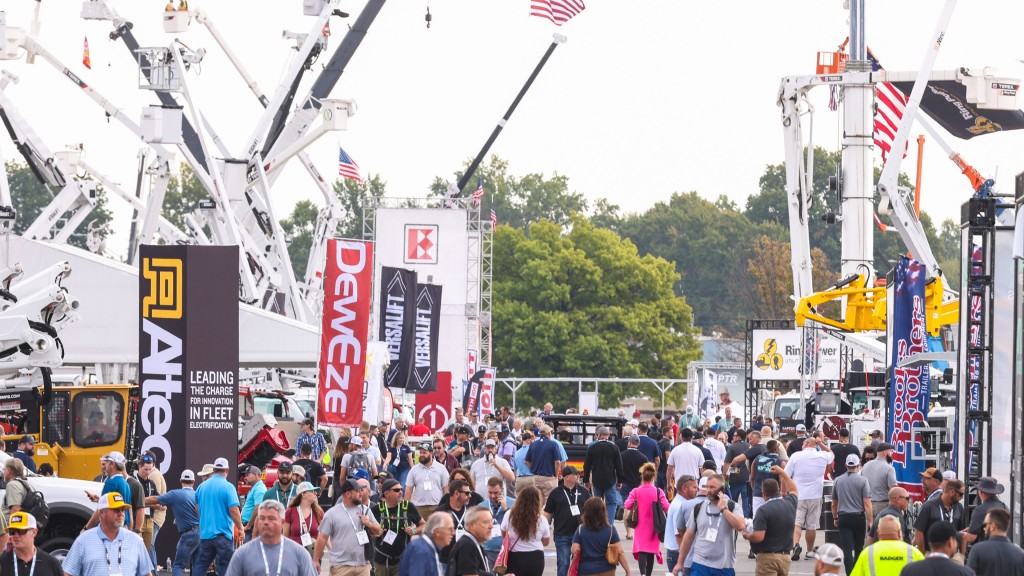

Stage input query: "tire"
[{"left": 39, "top": 536, "right": 75, "bottom": 564}]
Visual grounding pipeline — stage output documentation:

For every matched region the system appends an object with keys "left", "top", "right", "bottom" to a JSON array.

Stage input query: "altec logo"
[{"left": 405, "top": 225, "right": 438, "bottom": 263}]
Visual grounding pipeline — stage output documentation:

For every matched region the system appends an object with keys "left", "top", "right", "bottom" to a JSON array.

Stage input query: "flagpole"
[{"left": 452, "top": 34, "right": 568, "bottom": 196}]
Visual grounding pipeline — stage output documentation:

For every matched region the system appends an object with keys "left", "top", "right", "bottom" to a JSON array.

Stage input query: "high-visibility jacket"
[{"left": 850, "top": 540, "right": 925, "bottom": 576}]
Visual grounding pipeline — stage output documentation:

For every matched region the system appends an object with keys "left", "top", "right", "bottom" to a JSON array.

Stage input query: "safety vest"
[{"left": 851, "top": 540, "right": 924, "bottom": 576}]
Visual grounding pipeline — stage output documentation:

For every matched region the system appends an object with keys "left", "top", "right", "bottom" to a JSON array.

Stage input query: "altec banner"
[
  {"left": 479, "top": 367, "right": 496, "bottom": 416},
  {"left": 416, "top": 371, "right": 453, "bottom": 433},
  {"left": 888, "top": 256, "right": 930, "bottom": 499},
  {"left": 410, "top": 283, "right": 442, "bottom": 393},
  {"left": 378, "top": 267, "right": 417, "bottom": 389},
  {"left": 318, "top": 239, "right": 374, "bottom": 427}
]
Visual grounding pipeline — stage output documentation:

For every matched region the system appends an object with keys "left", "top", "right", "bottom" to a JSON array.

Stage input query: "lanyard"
[
  {"left": 489, "top": 502, "right": 502, "bottom": 522},
  {"left": 939, "top": 506, "right": 954, "bottom": 523},
  {"left": 276, "top": 484, "right": 295, "bottom": 504},
  {"left": 705, "top": 509, "right": 723, "bottom": 532},
  {"left": 259, "top": 541, "right": 285, "bottom": 576},
  {"left": 101, "top": 536, "right": 123, "bottom": 574},
  {"left": 563, "top": 488, "right": 578, "bottom": 507},
  {"left": 12, "top": 553, "right": 35, "bottom": 576},
  {"left": 299, "top": 507, "right": 313, "bottom": 534},
  {"left": 452, "top": 508, "right": 466, "bottom": 530},
  {"left": 423, "top": 537, "right": 443, "bottom": 575},
  {"left": 344, "top": 506, "right": 366, "bottom": 534},
  {"left": 475, "top": 539, "right": 490, "bottom": 572}
]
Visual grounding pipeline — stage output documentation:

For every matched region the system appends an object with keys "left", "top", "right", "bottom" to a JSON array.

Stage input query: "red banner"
[
  {"left": 479, "top": 367, "right": 496, "bottom": 416},
  {"left": 416, "top": 371, "right": 453, "bottom": 433},
  {"left": 318, "top": 239, "right": 374, "bottom": 428}
]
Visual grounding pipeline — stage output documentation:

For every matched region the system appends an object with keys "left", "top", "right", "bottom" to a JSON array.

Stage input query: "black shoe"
[
  {"left": 748, "top": 550, "right": 756, "bottom": 559},
  {"left": 791, "top": 545, "right": 802, "bottom": 561}
]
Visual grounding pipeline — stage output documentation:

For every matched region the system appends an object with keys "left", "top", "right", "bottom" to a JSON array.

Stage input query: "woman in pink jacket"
[{"left": 623, "top": 462, "right": 670, "bottom": 576}]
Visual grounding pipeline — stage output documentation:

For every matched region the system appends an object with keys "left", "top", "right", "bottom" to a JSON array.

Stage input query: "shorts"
[{"left": 795, "top": 499, "right": 821, "bottom": 530}]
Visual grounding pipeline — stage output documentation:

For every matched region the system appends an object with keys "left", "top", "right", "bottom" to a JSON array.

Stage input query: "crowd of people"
[{"left": 9, "top": 399, "right": 1022, "bottom": 576}]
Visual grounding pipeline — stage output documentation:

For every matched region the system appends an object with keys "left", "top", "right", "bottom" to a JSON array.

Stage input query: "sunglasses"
[
  {"left": 389, "top": 488, "right": 403, "bottom": 493},
  {"left": 8, "top": 529, "right": 29, "bottom": 536},
  {"left": 458, "top": 491, "right": 472, "bottom": 496},
  {"left": 141, "top": 456, "right": 155, "bottom": 463}
]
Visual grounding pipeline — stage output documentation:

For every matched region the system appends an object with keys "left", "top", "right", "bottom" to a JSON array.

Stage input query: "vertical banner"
[
  {"left": 410, "top": 284, "right": 442, "bottom": 393},
  {"left": 479, "top": 367, "right": 496, "bottom": 416},
  {"left": 700, "top": 369, "right": 718, "bottom": 421},
  {"left": 140, "top": 245, "right": 238, "bottom": 558},
  {"left": 889, "top": 256, "right": 930, "bottom": 499},
  {"left": 466, "top": 349, "right": 478, "bottom": 383},
  {"left": 362, "top": 341, "right": 388, "bottom": 425},
  {"left": 318, "top": 239, "right": 374, "bottom": 427},
  {"left": 416, "top": 372, "right": 453, "bottom": 433},
  {"left": 379, "top": 267, "right": 417, "bottom": 389},
  {"left": 463, "top": 378, "right": 481, "bottom": 415}
]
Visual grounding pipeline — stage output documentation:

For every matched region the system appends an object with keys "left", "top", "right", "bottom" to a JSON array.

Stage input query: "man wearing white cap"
[
  {"left": 150, "top": 469, "right": 200, "bottom": 576},
  {"left": 811, "top": 543, "right": 844, "bottom": 576},
  {"left": 0, "top": 512, "right": 62, "bottom": 576},
  {"left": 84, "top": 452, "right": 136, "bottom": 532},
  {"left": 65, "top": 493, "right": 152, "bottom": 576},
  {"left": 196, "top": 457, "right": 244, "bottom": 576},
  {"left": 469, "top": 439, "right": 513, "bottom": 499}
]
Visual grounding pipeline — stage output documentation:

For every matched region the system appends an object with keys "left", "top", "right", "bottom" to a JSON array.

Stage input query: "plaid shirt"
[{"left": 296, "top": 431, "right": 327, "bottom": 460}]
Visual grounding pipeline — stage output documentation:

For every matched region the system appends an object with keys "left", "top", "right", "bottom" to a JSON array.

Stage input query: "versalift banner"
[
  {"left": 318, "top": 239, "right": 374, "bottom": 427},
  {"left": 888, "top": 256, "right": 930, "bottom": 499},
  {"left": 892, "top": 80, "right": 1024, "bottom": 140},
  {"left": 139, "top": 245, "right": 238, "bottom": 559},
  {"left": 378, "top": 267, "right": 417, "bottom": 389},
  {"left": 409, "top": 283, "right": 442, "bottom": 393}
]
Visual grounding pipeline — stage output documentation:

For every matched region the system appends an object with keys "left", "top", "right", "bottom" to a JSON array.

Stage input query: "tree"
[
  {"left": 430, "top": 156, "right": 587, "bottom": 230},
  {"left": 492, "top": 217, "right": 701, "bottom": 409},
  {"left": 161, "top": 163, "right": 209, "bottom": 232},
  {"left": 333, "top": 174, "right": 388, "bottom": 240},
  {"left": 6, "top": 161, "right": 113, "bottom": 252},
  {"left": 279, "top": 200, "right": 319, "bottom": 279}
]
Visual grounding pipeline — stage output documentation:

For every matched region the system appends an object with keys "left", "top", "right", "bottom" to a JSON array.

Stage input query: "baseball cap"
[
  {"left": 870, "top": 429, "right": 882, "bottom": 437},
  {"left": 419, "top": 442, "right": 433, "bottom": 451},
  {"left": 180, "top": 469, "right": 196, "bottom": 482},
  {"left": 19, "top": 435, "right": 34, "bottom": 445},
  {"left": 291, "top": 465, "right": 306, "bottom": 478},
  {"left": 484, "top": 439, "right": 496, "bottom": 447},
  {"left": 977, "top": 477, "right": 1005, "bottom": 494},
  {"left": 845, "top": 454, "right": 860, "bottom": 468},
  {"left": 213, "top": 457, "right": 230, "bottom": 470},
  {"left": 382, "top": 479, "right": 401, "bottom": 492},
  {"left": 97, "top": 492, "right": 131, "bottom": 511},
  {"left": 816, "top": 543, "right": 843, "bottom": 567},
  {"left": 7, "top": 512, "right": 36, "bottom": 531},
  {"left": 349, "top": 468, "right": 370, "bottom": 482},
  {"left": 942, "top": 470, "right": 956, "bottom": 480},
  {"left": 876, "top": 442, "right": 895, "bottom": 452},
  {"left": 539, "top": 425, "right": 552, "bottom": 436},
  {"left": 926, "top": 521, "right": 959, "bottom": 545},
  {"left": 632, "top": 410, "right": 642, "bottom": 418},
  {"left": 795, "top": 423, "right": 806, "bottom": 432},
  {"left": 294, "top": 481, "right": 320, "bottom": 496},
  {"left": 628, "top": 419, "right": 639, "bottom": 427},
  {"left": 101, "top": 451, "right": 126, "bottom": 465},
  {"left": 277, "top": 461, "right": 294, "bottom": 473},
  {"left": 686, "top": 406, "right": 694, "bottom": 414},
  {"left": 562, "top": 465, "right": 580, "bottom": 476},
  {"left": 920, "top": 467, "right": 943, "bottom": 481},
  {"left": 339, "top": 479, "right": 360, "bottom": 494},
  {"left": 196, "top": 463, "right": 215, "bottom": 477},
  {"left": 697, "top": 477, "right": 708, "bottom": 492},
  {"left": 376, "top": 471, "right": 392, "bottom": 480}
]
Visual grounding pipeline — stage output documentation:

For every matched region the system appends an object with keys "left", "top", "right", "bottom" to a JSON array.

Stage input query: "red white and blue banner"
[{"left": 888, "top": 256, "right": 930, "bottom": 499}]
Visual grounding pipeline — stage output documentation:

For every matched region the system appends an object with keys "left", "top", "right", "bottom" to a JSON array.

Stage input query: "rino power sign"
[{"left": 138, "top": 245, "right": 239, "bottom": 478}]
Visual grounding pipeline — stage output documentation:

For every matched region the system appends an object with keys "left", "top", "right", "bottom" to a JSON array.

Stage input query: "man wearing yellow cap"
[
  {"left": 65, "top": 493, "right": 153, "bottom": 576},
  {"left": 0, "top": 512, "right": 62, "bottom": 576}
]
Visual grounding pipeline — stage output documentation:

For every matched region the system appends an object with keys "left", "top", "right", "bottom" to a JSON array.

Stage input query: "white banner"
[
  {"left": 700, "top": 369, "right": 718, "bottom": 421},
  {"left": 362, "top": 341, "right": 389, "bottom": 425},
  {"left": 751, "top": 329, "right": 803, "bottom": 381}
]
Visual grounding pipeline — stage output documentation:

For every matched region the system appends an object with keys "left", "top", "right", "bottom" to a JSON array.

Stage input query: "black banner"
[
  {"left": 892, "top": 80, "right": 1024, "bottom": 140},
  {"left": 378, "top": 267, "right": 417, "bottom": 389},
  {"left": 140, "top": 245, "right": 238, "bottom": 559},
  {"left": 410, "top": 283, "right": 442, "bottom": 393}
]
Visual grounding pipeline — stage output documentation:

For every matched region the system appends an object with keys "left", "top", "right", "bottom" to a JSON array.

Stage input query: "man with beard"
[
  {"left": 314, "top": 480, "right": 382, "bottom": 576},
  {"left": 225, "top": 500, "right": 317, "bottom": 576},
  {"left": 65, "top": 493, "right": 152, "bottom": 576},
  {"left": 405, "top": 442, "right": 450, "bottom": 520},
  {"left": 12, "top": 436, "right": 35, "bottom": 474},
  {"left": 862, "top": 443, "right": 898, "bottom": 514},
  {"left": 479, "top": 477, "right": 514, "bottom": 566},
  {"left": 264, "top": 462, "right": 298, "bottom": 506},
  {"left": 435, "top": 480, "right": 474, "bottom": 571},
  {"left": 433, "top": 439, "right": 460, "bottom": 474},
  {"left": 371, "top": 479, "right": 424, "bottom": 576},
  {"left": 448, "top": 426, "right": 477, "bottom": 469},
  {"left": 469, "top": 440, "right": 514, "bottom": 499}
]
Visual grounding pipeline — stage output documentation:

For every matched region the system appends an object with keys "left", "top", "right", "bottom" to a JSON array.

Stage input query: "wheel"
[{"left": 39, "top": 536, "right": 75, "bottom": 564}]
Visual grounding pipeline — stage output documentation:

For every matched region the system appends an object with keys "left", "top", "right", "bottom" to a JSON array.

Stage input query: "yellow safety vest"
[{"left": 850, "top": 540, "right": 925, "bottom": 576}]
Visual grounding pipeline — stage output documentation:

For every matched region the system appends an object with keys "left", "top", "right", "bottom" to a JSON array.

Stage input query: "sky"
[{"left": 2, "top": 0, "right": 1024, "bottom": 261}]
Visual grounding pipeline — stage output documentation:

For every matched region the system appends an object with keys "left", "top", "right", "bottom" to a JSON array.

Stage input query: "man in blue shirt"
[
  {"left": 525, "top": 425, "right": 563, "bottom": 505},
  {"left": 195, "top": 457, "right": 244, "bottom": 576},
  {"left": 513, "top": 431, "right": 535, "bottom": 497},
  {"left": 635, "top": 422, "right": 662, "bottom": 469},
  {"left": 478, "top": 476, "right": 514, "bottom": 566},
  {"left": 238, "top": 465, "right": 266, "bottom": 541},
  {"left": 64, "top": 493, "right": 152, "bottom": 576},
  {"left": 295, "top": 419, "right": 328, "bottom": 461},
  {"left": 151, "top": 469, "right": 200, "bottom": 576},
  {"left": 85, "top": 452, "right": 134, "bottom": 531},
  {"left": 12, "top": 436, "right": 36, "bottom": 474}
]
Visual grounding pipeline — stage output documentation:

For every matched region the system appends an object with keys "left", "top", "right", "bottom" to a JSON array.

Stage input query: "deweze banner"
[
  {"left": 379, "top": 267, "right": 417, "bottom": 389},
  {"left": 138, "top": 245, "right": 238, "bottom": 559},
  {"left": 409, "top": 283, "right": 442, "bottom": 393},
  {"left": 318, "top": 239, "right": 374, "bottom": 427},
  {"left": 891, "top": 79, "right": 1024, "bottom": 140},
  {"left": 888, "top": 256, "right": 930, "bottom": 499},
  {"left": 416, "top": 371, "right": 453, "bottom": 433}
]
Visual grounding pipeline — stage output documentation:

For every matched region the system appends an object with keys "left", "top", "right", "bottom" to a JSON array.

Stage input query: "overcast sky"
[{"left": 2, "top": 0, "right": 1023, "bottom": 260}]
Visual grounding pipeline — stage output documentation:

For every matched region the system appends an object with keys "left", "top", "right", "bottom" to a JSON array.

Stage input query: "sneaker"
[
  {"left": 748, "top": 550, "right": 756, "bottom": 559},
  {"left": 791, "top": 545, "right": 802, "bottom": 561},
  {"left": 805, "top": 550, "right": 817, "bottom": 560}
]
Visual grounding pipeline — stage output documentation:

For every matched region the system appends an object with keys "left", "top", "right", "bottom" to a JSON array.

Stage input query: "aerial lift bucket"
[{"left": 816, "top": 51, "right": 848, "bottom": 75}]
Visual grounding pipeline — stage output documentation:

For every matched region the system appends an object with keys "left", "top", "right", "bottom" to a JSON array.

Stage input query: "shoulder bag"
[
  {"left": 605, "top": 526, "right": 619, "bottom": 565},
  {"left": 652, "top": 488, "right": 667, "bottom": 541}
]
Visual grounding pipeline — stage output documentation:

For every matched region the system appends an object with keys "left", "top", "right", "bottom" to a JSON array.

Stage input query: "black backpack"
[{"left": 15, "top": 479, "right": 49, "bottom": 529}]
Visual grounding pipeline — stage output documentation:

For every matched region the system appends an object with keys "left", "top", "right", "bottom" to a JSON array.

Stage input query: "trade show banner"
[
  {"left": 463, "top": 376, "right": 481, "bottom": 415},
  {"left": 416, "top": 371, "right": 453, "bottom": 433},
  {"left": 378, "top": 267, "right": 418, "bottom": 389},
  {"left": 700, "top": 369, "right": 718, "bottom": 421},
  {"left": 318, "top": 239, "right": 374, "bottom": 427},
  {"left": 888, "top": 256, "right": 930, "bottom": 499},
  {"left": 139, "top": 245, "right": 238, "bottom": 560},
  {"left": 750, "top": 329, "right": 802, "bottom": 380},
  {"left": 479, "top": 367, "right": 496, "bottom": 416},
  {"left": 410, "top": 283, "right": 442, "bottom": 393}
]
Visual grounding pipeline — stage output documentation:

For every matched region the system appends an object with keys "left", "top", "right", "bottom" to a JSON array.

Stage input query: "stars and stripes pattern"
[
  {"left": 338, "top": 147, "right": 362, "bottom": 183},
  {"left": 490, "top": 208, "right": 497, "bottom": 229},
  {"left": 530, "top": 0, "right": 585, "bottom": 26},
  {"left": 471, "top": 180, "right": 484, "bottom": 208},
  {"left": 867, "top": 49, "right": 908, "bottom": 162}
]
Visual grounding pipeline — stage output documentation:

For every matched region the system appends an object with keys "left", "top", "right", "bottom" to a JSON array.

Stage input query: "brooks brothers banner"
[
  {"left": 379, "top": 267, "right": 417, "bottom": 389},
  {"left": 888, "top": 256, "right": 930, "bottom": 499},
  {"left": 318, "top": 239, "right": 374, "bottom": 428},
  {"left": 138, "top": 245, "right": 238, "bottom": 558},
  {"left": 410, "top": 283, "right": 442, "bottom": 393}
]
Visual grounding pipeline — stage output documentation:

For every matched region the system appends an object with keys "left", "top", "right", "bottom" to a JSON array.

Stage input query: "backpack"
[
  {"left": 349, "top": 450, "right": 372, "bottom": 478},
  {"left": 14, "top": 479, "right": 49, "bottom": 529}
]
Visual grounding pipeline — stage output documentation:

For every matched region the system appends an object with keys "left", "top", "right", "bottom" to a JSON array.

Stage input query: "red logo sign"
[
  {"left": 416, "top": 372, "right": 453, "bottom": 432},
  {"left": 405, "top": 225, "right": 438, "bottom": 263}
]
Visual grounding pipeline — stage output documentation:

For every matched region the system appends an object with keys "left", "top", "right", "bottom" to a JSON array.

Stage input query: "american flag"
[
  {"left": 530, "top": 0, "right": 585, "bottom": 26},
  {"left": 867, "top": 49, "right": 908, "bottom": 163},
  {"left": 338, "top": 147, "right": 362, "bottom": 183},
  {"left": 490, "top": 208, "right": 497, "bottom": 229},
  {"left": 471, "top": 180, "right": 484, "bottom": 208}
]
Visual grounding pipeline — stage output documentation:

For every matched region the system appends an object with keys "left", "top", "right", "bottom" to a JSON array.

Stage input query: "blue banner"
[{"left": 888, "top": 257, "right": 930, "bottom": 500}]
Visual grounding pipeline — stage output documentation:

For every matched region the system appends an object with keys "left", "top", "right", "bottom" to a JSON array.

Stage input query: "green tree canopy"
[{"left": 492, "top": 216, "right": 701, "bottom": 409}]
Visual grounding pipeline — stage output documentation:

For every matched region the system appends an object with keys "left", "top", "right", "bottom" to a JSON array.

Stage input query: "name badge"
[
  {"left": 356, "top": 531, "right": 370, "bottom": 545},
  {"left": 382, "top": 530, "right": 398, "bottom": 545},
  {"left": 569, "top": 505, "right": 580, "bottom": 516},
  {"left": 144, "top": 508, "right": 152, "bottom": 516},
  {"left": 110, "top": 572, "right": 123, "bottom": 576},
  {"left": 703, "top": 527, "right": 718, "bottom": 542},
  {"left": 300, "top": 533, "right": 313, "bottom": 547},
  {"left": 455, "top": 529, "right": 467, "bottom": 542},
  {"left": 490, "top": 524, "right": 502, "bottom": 539},
  {"left": 423, "top": 480, "right": 433, "bottom": 491}
]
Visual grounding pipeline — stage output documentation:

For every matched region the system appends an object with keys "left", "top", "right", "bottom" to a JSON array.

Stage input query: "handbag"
[
  {"left": 604, "top": 527, "right": 619, "bottom": 565},
  {"left": 652, "top": 488, "right": 667, "bottom": 542},
  {"left": 624, "top": 487, "right": 639, "bottom": 528},
  {"left": 493, "top": 534, "right": 515, "bottom": 574},
  {"left": 568, "top": 527, "right": 582, "bottom": 576}
]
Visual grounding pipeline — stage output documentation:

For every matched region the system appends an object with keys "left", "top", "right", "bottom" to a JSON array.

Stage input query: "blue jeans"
[
  {"left": 592, "top": 485, "right": 622, "bottom": 526},
  {"left": 690, "top": 562, "right": 735, "bottom": 576},
  {"left": 173, "top": 529, "right": 200, "bottom": 576},
  {"left": 666, "top": 550, "right": 680, "bottom": 573},
  {"left": 555, "top": 535, "right": 573, "bottom": 576},
  {"left": 149, "top": 522, "right": 161, "bottom": 569},
  {"left": 396, "top": 467, "right": 410, "bottom": 489},
  {"left": 197, "top": 534, "right": 234, "bottom": 576},
  {"left": 729, "top": 482, "right": 751, "bottom": 518}
]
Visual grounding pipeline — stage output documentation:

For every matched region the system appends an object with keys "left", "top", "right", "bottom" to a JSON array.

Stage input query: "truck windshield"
[{"left": 775, "top": 398, "right": 801, "bottom": 419}]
